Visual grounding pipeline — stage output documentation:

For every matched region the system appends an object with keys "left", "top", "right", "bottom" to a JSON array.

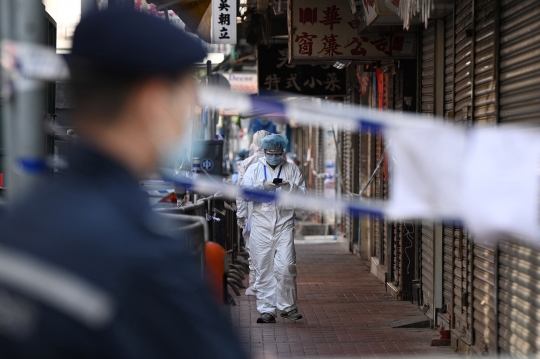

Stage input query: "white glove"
[
  {"left": 237, "top": 217, "right": 246, "bottom": 228},
  {"left": 280, "top": 181, "right": 292, "bottom": 191},
  {"left": 263, "top": 180, "right": 277, "bottom": 191}
]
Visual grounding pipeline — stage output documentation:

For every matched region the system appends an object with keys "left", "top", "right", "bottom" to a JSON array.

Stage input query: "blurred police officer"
[{"left": 0, "top": 8, "right": 247, "bottom": 359}]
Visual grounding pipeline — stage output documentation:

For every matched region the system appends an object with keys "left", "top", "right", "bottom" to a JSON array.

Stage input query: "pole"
[
  {"left": 205, "top": 60, "right": 216, "bottom": 141},
  {"left": 5, "top": 0, "right": 47, "bottom": 201},
  {"left": 0, "top": 0, "right": 14, "bottom": 195}
]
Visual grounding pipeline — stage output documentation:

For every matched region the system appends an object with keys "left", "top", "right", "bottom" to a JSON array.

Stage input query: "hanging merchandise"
[
  {"left": 357, "top": 66, "right": 371, "bottom": 96},
  {"left": 377, "top": 68, "right": 384, "bottom": 109}
]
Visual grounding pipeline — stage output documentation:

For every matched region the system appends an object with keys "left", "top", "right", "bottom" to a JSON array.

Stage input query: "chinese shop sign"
[
  {"left": 212, "top": 0, "right": 237, "bottom": 44},
  {"left": 289, "top": 0, "right": 415, "bottom": 61},
  {"left": 258, "top": 44, "right": 346, "bottom": 96}
]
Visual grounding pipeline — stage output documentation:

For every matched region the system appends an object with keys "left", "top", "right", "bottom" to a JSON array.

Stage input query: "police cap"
[{"left": 70, "top": 8, "right": 206, "bottom": 78}]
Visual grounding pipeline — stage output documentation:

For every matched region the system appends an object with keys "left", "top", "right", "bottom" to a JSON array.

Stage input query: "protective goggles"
[{"left": 264, "top": 150, "right": 284, "bottom": 155}]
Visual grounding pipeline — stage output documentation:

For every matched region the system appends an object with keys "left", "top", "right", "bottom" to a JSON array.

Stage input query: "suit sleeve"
[
  {"left": 237, "top": 165, "right": 265, "bottom": 219},
  {"left": 283, "top": 164, "right": 307, "bottom": 195},
  {"left": 236, "top": 161, "right": 247, "bottom": 219}
]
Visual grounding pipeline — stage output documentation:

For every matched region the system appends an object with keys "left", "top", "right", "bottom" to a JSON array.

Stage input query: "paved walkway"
[{"left": 232, "top": 243, "right": 458, "bottom": 359}]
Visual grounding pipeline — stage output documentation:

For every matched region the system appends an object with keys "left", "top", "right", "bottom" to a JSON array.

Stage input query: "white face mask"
[
  {"left": 147, "top": 77, "right": 196, "bottom": 171},
  {"left": 152, "top": 108, "right": 193, "bottom": 170}
]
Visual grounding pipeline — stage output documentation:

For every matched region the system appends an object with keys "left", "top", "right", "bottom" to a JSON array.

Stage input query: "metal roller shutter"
[
  {"left": 314, "top": 127, "right": 324, "bottom": 197},
  {"left": 419, "top": 20, "right": 436, "bottom": 318},
  {"left": 382, "top": 178, "right": 388, "bottom": 268},
  {"left": 445, "top": 12, "right": 454, "bottom": 117},
  {"left": 499, "top": 0, "right": 540, "bottom": 123},
  {"left": 454, "top": 0, "right": 473, "bottom": 125},
  {"left": 451, "top": 0, "right": 474, "bottom": 344},
  {"left": 373, "top": 133, "right": 381, "bottom": 260},
  {"left": 453, "top": 227, "right": 473, "bottom": 344},
  {"left": 443, "top": 223, "right": 453, "bottom": 312},
  {"left": 376, "top": 72, "right": 388, "bottom": 265},
  {"left": 472, "top": 242, "right": 496, "bottom": 354},
  {"left": 393, "top": 222, "right": 402, "bottom": 288},
  {"left": 394, "top": 66, "right": 403, "bottom": 112},
  {"left": 473, "top": 0, "right": 496, "bottom": 124},
  {"left": 441, "top": 11, "right": 454, "bottom": 326},
  {"left": 498, "top": 242, "right": 540, "bottom": 355},
  {"left": 422, "top": 21, "right": 436, "bottom": 116},
  {"left": 497, "top": 1, "right": 540, "bottom": 356},
  {"left": 470, "top": 0, "right": 497, "bottom": 353},
  {"left": 342, "top": 131, "right": 352, "bottom": 244},
  {"left": 388, "top": 68, "right": 401, "bottom": 276},
  {"left": 421, "top": 219, "right": 435, "bottom": 320}
]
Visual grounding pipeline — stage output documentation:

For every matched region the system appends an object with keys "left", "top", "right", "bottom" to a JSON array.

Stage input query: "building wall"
[{"left": 417, "top": 0, "right": 540, "bottom": 356}]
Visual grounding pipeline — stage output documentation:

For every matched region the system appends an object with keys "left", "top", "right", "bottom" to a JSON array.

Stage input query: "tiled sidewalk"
[{"left": 231, "top": 243, "right": 457, "bottom": 359}]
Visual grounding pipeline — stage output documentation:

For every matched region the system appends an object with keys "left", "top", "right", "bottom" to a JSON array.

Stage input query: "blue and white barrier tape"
[
  {"left": 165, "top": 173, "right": 385, "bottom": 218},
  {"left": 197, "top": 86, "right": 440, "bottom": 132},
  {"left": 146, "top": 189, "right": 174, "bottom": 197},
  {"left": 2, "top": 40, "right": 440, "bottom": 133}
]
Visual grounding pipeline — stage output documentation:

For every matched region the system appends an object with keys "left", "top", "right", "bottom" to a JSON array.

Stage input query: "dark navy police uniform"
[
  {"left": 0, "top": 146, "right": 247, "bottom": 358},
  {"left": 0, "top": 7, "right": 247, "bottom": 359}
]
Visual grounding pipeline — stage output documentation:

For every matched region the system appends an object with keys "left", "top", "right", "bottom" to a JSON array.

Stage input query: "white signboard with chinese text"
[
  {"left": 289, "top": 0, "right": 416, "bottom": 61},
  {"left": 211, "top": 0, "right": 237, "bottom": 44}
]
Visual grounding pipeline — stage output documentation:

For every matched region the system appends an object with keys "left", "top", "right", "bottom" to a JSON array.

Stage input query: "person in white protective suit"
[
  {"left": 236, "top": 130, "right": 271, "bottom": 296},
  {"left": 239, "top": 134, "right": 306, "bottom": 323}
]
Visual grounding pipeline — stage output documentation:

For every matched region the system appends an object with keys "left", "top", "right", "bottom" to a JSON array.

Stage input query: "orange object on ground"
[{"left": 205, "top": 242, "right": 227, "bottom": 305}]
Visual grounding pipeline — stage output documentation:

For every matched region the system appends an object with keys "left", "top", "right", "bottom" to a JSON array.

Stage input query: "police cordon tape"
[
  {"left": 1, "top": 40, "right": 70, "bottom": 99},
  {"left": 197, "top": 86, "right": 440, "bottom": 132},
  {"left": 164, "top": 170, "right": 386, "bottom": 219},
  {"left": 3, "top": 41, "right": 540, "bottom": 243},
  {"left": 0, "top": 40, "right": 449, "bottom": 130},
  {"left": 0, "top": 40, "right": 463, "bottom": 130}
]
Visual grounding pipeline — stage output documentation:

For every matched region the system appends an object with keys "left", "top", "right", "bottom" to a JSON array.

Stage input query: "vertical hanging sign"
[{"left": 211, "top": 0, "right": 237, "bottom": 44}]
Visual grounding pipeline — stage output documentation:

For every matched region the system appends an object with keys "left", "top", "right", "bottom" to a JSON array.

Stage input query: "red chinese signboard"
[{"left": 289, "top": 0, "right": 416, "bottom": 61}]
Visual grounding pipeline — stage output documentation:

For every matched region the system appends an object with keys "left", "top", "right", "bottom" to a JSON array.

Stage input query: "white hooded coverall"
[
  {"left": 239, "top": 157, "right": 306, "bottom": 315},
  {"left": 237, "top": 131, "right": 271, "bottom": 295}
]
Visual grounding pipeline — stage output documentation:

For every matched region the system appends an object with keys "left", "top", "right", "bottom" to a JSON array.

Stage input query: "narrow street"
[{"left": 232, "top": 243, "right": 458, "bottom": 358}]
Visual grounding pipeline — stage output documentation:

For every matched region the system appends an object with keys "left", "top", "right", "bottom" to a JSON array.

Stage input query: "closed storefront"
[
  {"left": 342, "top": 131, "right": 353, "bottom": 248},
  {"left": 498, "top": 241, "right": 540, "bottom": 355},
  {"left": 471, "top": 0, "right": 497, "bottom": 353},
  {"left": 454, "top": 0, "right": 473, "bottom": 125},
  {"left": 416, "top": 0, "right": 540, "bottom": 356},
  {"left": 421, "top": 21, "right": 436, "bottom": 116},
  {"left": 440, "top": 11, "right": 454, "bottom": 329},
  {"left": 373, "top": 133, "right": 382, "bottom": 263},
  {"left": 451, "top": 0, "right": 474, "bottom": 348},
  {"left": 496, "top": 0, "right": 540, "bottom": 356},
  {"left": 499, "top": 0, "right": 540, "bottom": 123},
  {"left": 420, "top": 19, "right": 436, "bottom": 319}
]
